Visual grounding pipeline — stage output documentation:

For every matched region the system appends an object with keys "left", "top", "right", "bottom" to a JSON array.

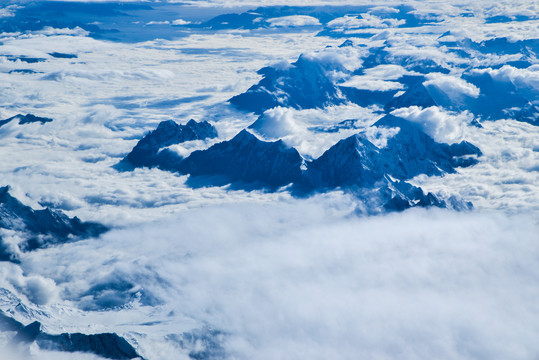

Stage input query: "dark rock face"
[
  {"left": 179, "top": 130, "right": 305, "bottom": 189},
  {"left": 153, "top": 115, "right": 481, "bottom": 210},
  {"left": 0, "top": 310, "right": 141, "bottom": 360},
  {"left": 0, "top": 186, "right": 107, "bottom": 241},
  {"left": 229, "top": 54, "right": 348, "bottom": 114},
  {"left": 373, "top": 115, "right": 481, "bottom": 178},
  {"left": 302, "top": 115, "right": 481, "bottom": 191},
  {"left": 462, "top": 71, "right": 530, "bottom": 120},
  {"left": 12, "top": 321, "right": 41, "bottom": 344},
  {"left": 0, "top": 114, "right": 53, "bottom": 128},
  {"left": 515, "top": 103, "right": 539, "bottom": 126},
  {"left": 230, "top": 35, "right": 538, "bottom": 125},
  {"left": 307, "top": 135, "right": 383, "bottom": 189},
  {"left": 37, "top": 332, "right": 141, "bottom": 360},
  {"left": 385, "top": 82, "right": 437, "bottom": 111},
  {"left": 118, "top": 119, "right": 218, "bottom": 170},
  {"left": 0, "top": 310, "right": 24, "bottom": 332},
  {"left": 0, "top": 186, "right": 108, "bottom": 257}
]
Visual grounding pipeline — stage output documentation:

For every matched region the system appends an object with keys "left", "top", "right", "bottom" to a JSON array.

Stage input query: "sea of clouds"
[
  {"left": 2, "top": 200, "right": 538, "bottom": 359},
  {"left": 0, "top": 1, "right": 538, "bottom": 359}
]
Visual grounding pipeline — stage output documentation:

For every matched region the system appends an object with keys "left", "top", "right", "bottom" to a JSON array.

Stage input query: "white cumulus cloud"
[
  {"left": 391, "top": 106, "right": 474, "bottom": 144},
  {"left": 267, "top": 15, "right": 321, "bottom": 27},
  {"left": 250, "top": 106, "right": 304, "bottom": 140},
  {"left": 424, "top": 73, "right": 480, "bottom": 99},
  {"left": 327, "top": 14, "right": 405, "bottom": 29},
  {"left": 478, "top": 65, "right": 539, "bottom": 92},
  {"left": 172, "top": 19, "right": 191, "bottom": 25}
]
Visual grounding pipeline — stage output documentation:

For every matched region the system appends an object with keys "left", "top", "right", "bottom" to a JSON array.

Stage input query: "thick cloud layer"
[{"left": 2, "top": 201, "right": 538, "bottom": 360}]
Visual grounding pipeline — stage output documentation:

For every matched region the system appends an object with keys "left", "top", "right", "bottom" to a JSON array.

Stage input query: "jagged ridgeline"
[
  {"left": 117, "top": 115, "right": 480, "bottom": 212},
  {"left": 229, "top": 38, "right": 539, "bottom": 125},
  {"left": 116, "top": 119, "right": 218, "bottom": 171},
  {"left": 0, "top": 186, "right": 107, "bottom": 263},
  {"left": 113, "top": 33, "right": 539, "bottom": 211}
]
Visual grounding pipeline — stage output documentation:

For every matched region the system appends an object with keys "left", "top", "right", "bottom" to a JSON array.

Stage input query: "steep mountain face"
[
  {"left": 515, "top": 102, "right": 539, "bottom": 126},
  {"left": 136, "top": 115, "right": 481, "bottom": 211},
  {"left": 303, "top": 115, "right": 480, "bottom": 191},
  {"left": 374, "top": 115, "right": 481, "bottom": 178},
  {"left": 306, "top": 135, "right": 384, "bottom": 189},
  {"left": 462, "top": 71, "right": 530, "bottom": 120},
  {"left": 1, "top": 309, "right": 141, "bottom": 360},
  {"left": 0, "top": 114, "right": 52, "bottom": 128},
  {"left": 229, "top": 54, "right": 348, "bottom": 114},
  {"left": 0, "top": 186, "right": 107, "bottom": 260},
  {"left": 385, "top": 70, "right": 538, "bottom": 123},
  {"left": 385, "top": 82, "right": 437, "bottom": 111},
  {"left": 37, "top": 331, "right": 140, "bottom": 360},
  {"left": 118, "top": 119, "right": 218, "bottom": 170},
  {"left": 291, "top": 115, "right": 480, "bottom": 208},
  {"left": 178, "top": 129, "right": 305, "bottom": 188}
]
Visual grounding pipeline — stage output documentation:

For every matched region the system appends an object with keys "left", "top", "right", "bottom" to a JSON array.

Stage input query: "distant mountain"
[
  {"left": 0, "top": 114, "right": 52, "bottom": 128},
  {"left": 197, "top": 6, "right": 368, "bottom": 31},
  {"left": 385, "top": 82, "right": 437, "bottom": 111},
  {"left": 228, "top": 44, "right": 454, "bottom": 115},
  {"left": 231, "top": 36, "right": 538, "bottom": 125},
  {"left": 230, "top": 54, "right": 349, "bottom": 113},
  {"left": 0, "top": 186, "right": 107, "bottom": 262},
  {"left": 462, "top": 70, "right": 537, "bottom": 121},
  {"left": 360, "top": 46, "right": 450, "bottom": 74},
  {"left": 515, "top": 102, "right": 539, "bottom": 126},
  {"left": 383, "top": 68, "right": 538, "bottom": 124},
  {"left": 445, "top": 36, "right": 539, "bottom": 58},
  {"left": 117, "top": 119, "right": 218, "bottom": 170}
]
